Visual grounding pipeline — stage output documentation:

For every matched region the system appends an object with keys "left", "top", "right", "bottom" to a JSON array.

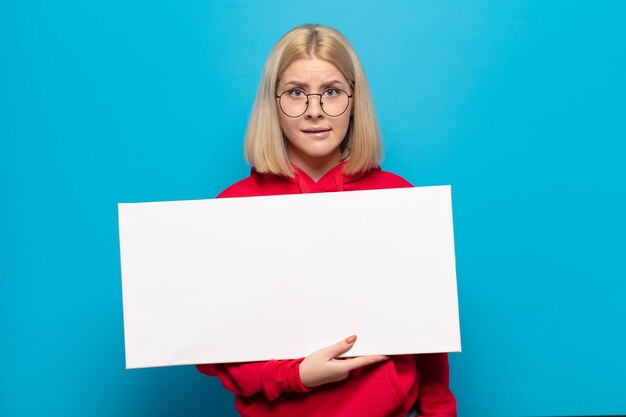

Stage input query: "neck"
[{"left": 287, "top": 148, "right": 342, "bottom": 182}]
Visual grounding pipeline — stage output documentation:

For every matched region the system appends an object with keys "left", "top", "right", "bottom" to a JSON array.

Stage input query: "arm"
[
  {"left": 196, "top": 336, "right": 387, "bottom": 400},
  {"left": 196, "top": 359, "right": 310, "bottom": 401},
  {"left": 415, "top": 353, "right": 457, "bottom": 417}
]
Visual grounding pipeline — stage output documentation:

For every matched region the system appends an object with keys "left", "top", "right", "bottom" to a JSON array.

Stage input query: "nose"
[{"left": 305, "top": 94, "right": 324, "bottom": 119}]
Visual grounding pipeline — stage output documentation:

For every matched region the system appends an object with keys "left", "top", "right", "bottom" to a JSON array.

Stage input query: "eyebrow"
[{"left": 280, "top": 79, "right": 347, "bottom": 90}]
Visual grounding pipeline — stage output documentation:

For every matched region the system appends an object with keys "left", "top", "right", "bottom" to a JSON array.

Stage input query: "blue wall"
[{"left": 1, "top": 1, "right": 625, "bottom": 416}]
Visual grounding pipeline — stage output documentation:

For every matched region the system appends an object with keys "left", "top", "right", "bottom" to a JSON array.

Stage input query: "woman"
[{"left": 197, "top": 24, "right": 457, "bottom": 417}]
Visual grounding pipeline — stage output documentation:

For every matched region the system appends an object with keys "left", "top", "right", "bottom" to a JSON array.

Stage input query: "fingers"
[
  {"left": 321, "top": 335, "right": 358, "bottom": 359},
  {"left": 323, "top": 335, "right": 389, "bottom": 372},
  {"left": 339, "top": 355, "right": 389, "bottom": 372},
  {"left": 299, "top": 335, "right": 390, "bottom": 388}
]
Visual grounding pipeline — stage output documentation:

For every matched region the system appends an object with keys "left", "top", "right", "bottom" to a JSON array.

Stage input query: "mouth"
[
  {"left": 301, "top": 127, "right": 332, "bottom": 139},
  {"left": 302, "top": 127, "right": 331, "bottom": 133}
]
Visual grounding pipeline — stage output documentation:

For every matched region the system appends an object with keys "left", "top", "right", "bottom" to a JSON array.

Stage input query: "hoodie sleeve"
[
  {"left": 415, "top": 353, "right": 457, "bottom": 416},
  {"left": 196, "top": 359, "right": 312, "bottom": 401}
]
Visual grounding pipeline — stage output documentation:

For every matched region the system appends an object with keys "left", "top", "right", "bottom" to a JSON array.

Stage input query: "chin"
[{"left": 303, "top": 148, "right": 340, "bottom": 159}]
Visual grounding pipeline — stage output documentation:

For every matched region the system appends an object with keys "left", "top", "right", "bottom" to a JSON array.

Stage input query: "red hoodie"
[{"left": 197, "top": 162, "right": 457, "bottom": 417}]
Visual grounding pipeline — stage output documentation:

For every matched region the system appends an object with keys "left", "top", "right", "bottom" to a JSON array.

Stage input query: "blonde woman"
[{"left": 197, "top": 24, "right": 457, "bottom": 417}]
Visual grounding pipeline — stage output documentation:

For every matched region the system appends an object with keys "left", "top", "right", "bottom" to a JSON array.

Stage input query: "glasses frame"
[{"left": 275, "top": 88, "right": 353, "bottom": 118}]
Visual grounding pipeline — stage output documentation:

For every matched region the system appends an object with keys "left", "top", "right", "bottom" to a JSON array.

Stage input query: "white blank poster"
[{"left": 118, "top": 186, "right": 461, "bottom": 369}]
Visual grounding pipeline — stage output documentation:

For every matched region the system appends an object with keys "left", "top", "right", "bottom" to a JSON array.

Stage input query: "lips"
[
  {"left": 302, "top": 127, "right": 331, "bottom": 133},
  {"left": 301, "top": 127, "right": 332, "bottom": 139}
]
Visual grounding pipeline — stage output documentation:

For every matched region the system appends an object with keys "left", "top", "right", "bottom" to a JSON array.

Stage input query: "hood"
[{"left": 253, "top": 161, "right": 379, "bottom": 194}]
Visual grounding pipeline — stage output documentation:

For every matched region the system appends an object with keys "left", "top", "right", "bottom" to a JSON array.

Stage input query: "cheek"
[
  {"left": 277, "top": 113, "right": 290, "bottom": 133},
  {"left": 281, "top": 118, "right": 297, "bottom": 133},
  {"left": 277, "top": 116, "right": 299, "bottom": 143},
  {"left": 339, "top": 114, "right": 352, "bottom": 134},
  {"left": 277, "top": 104, "right": 292, "bottom": 132}
]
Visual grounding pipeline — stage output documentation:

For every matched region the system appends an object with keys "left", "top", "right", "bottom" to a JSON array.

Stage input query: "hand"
[{"left": 299, "top": 335, "right": 389, "bottom": 388}]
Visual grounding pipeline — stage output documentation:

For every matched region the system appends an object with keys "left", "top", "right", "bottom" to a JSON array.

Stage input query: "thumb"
[{"left": 323, "top": 335, "right": 357, "bottom": 359}]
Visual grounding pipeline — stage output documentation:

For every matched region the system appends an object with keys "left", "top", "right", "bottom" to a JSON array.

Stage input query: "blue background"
[{"left": 1, "top": 1, "right": 625, "bottom": 416}]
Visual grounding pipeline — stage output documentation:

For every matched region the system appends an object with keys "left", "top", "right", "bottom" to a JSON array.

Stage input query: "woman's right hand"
[{"left": 299, "top": 335, "right": 389, "bottom": 388}]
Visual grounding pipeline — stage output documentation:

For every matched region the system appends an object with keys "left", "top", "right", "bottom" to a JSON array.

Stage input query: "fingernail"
[{"left": 346, "top": 335, "right": 357, "bottom": 344}]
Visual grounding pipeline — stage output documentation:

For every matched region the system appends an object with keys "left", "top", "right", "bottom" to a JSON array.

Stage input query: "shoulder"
[
  {"left": 217, "top": 170, "right": 296, "bottom": 198},
  {"left": 217, "top": 176, "right": 263, "bottom": 198},
  {"left": 346, "top": 168, "right": 413, "bottom": 191},
  {"left": 371, "top": 169, "right": 413, "bottom": 187}
]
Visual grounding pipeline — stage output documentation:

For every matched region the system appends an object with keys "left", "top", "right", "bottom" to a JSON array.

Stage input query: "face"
[{"left": 275, "top": 57, "right": 353, "bottom": 175}]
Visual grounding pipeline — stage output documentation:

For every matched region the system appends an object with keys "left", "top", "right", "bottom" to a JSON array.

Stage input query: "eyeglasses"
[{"left": 275, "top": 88, "right": 353, "bottom": 118}]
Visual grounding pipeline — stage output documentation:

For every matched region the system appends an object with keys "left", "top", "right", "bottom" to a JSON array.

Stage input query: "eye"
[
  {"left": 288, "top": 88, "right": 306, "bottom": 97},
  {"left": 324, "top": 88, "right": 339, "bottom": 97}
]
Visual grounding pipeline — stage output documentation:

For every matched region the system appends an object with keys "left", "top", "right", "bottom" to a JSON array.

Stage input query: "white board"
[{"left": 118, "top": 186, "right": 461, "bottom": 369}]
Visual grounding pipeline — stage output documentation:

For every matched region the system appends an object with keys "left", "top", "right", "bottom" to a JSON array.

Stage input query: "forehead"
[{"left": 278, "top": 58, "right": 348, "bottom": 86}]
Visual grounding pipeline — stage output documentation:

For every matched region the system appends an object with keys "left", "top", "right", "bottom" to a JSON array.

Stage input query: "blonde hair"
[{"left": 244, "top": 24, "right": 382, "bottom": 177}]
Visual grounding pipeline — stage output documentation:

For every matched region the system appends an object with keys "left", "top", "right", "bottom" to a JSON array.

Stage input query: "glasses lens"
[
  {"left": 320, "top": 89, "right": 350, "bottom": 117},
  {"left": 279, "top": 91, "right": 308, "bottom": 117}
]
